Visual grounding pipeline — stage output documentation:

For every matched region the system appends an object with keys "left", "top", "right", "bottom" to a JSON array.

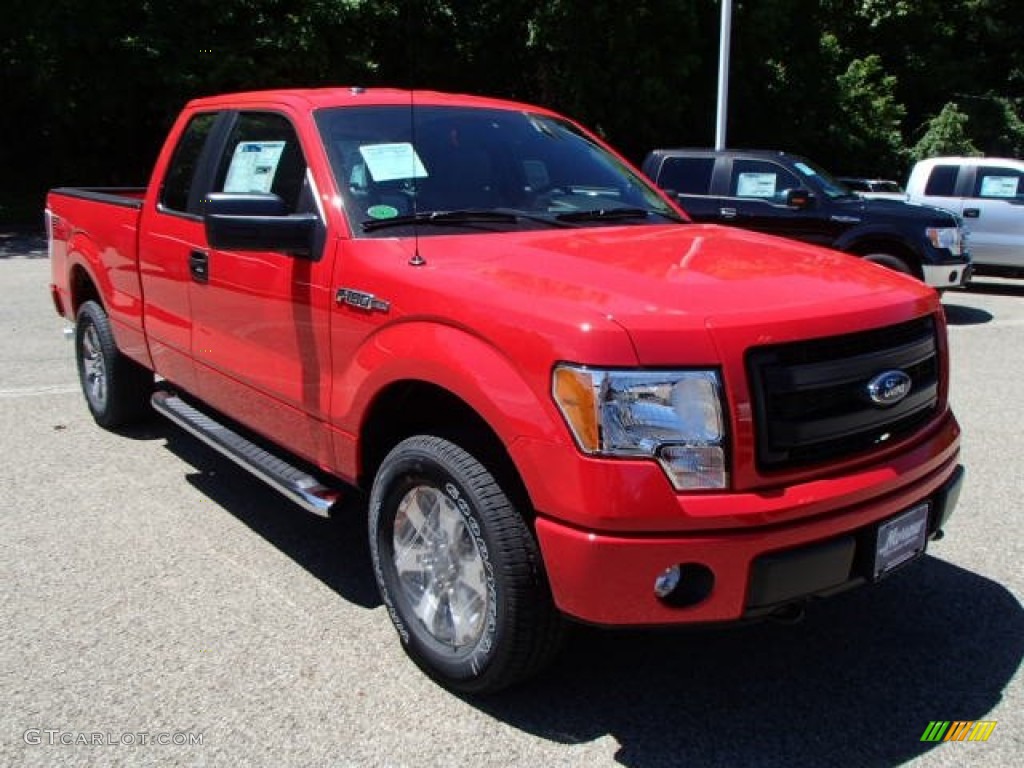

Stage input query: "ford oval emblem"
[{"left": 867, "top": 370, "right": 912, "bottom": 406}]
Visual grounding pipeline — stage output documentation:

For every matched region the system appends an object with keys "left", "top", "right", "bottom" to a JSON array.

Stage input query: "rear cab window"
[
  {"left": 159, "top": 112, "right": 220, "bottom": 214},
  {"left": 924, "top": 165, "right": 959, "bottom": 196},
  {"left": 657, "top": 157, "right": 715, "bottom": 195}
]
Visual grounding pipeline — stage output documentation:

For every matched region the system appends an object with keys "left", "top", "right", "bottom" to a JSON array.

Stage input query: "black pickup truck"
[{"left": 642, "top": 149, "right": 972, "bottom": 290}]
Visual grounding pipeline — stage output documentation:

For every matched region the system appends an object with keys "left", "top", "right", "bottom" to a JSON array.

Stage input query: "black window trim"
[{"left": 953, "top": 165, "right": 975, "bottom": 198}]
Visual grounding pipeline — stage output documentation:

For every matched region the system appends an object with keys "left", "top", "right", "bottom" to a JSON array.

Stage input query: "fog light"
[
  {"left": 654, "top": 563, "right": 716, "bottom": 607},
  {"left": 654, "top": 565, "right": 682, "bottom": 598}
]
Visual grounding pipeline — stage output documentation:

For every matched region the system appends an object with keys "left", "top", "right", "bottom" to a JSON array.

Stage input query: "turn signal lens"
[{"left": 552, "top": 366, "right": 600, "bottom": 452}]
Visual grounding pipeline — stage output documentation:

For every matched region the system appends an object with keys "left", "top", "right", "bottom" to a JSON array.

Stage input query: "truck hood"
[
  {"left": 831, "top": 194, "right": 959, "bottom": 225},
  {"left": 413, "top": 223, "right": 937, "bottom": 364}
]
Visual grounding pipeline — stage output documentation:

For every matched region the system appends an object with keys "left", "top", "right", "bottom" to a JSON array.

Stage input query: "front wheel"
[
  {"left": 368, "top": 435, "right": 564, "bottom": 694},
  {"left": 861, "top": 252, "right": 914, "bottom": 276}
]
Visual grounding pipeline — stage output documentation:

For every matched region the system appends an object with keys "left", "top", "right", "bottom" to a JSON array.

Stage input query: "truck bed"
[{"left": 47, "top": 186, "right": 150, "bottom": 365}]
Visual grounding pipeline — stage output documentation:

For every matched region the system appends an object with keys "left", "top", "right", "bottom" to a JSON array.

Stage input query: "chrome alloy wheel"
[
  {"left": 80, "top": 324, "right": 108, "bottom": 409},
  {"left": 392, "top": 485, "right": 489, "bottom": 650}
]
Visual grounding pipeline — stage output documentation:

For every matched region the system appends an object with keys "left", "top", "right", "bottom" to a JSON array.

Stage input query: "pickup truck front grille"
[{"left": 746, "top": 316, "right": 940, "bottom": 471}]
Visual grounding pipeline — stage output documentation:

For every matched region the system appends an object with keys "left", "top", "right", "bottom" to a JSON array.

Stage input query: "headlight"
[
  {"left": 552, "top": 365, "right": 728, "bottom": 490},
  {"left": 926, "top": 226, "right": 963, "bottom": 254}
]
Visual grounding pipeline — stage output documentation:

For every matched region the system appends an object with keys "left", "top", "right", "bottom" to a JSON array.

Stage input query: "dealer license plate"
[{"left": 873, "top": 503, "right": 930, "bottom": 579}]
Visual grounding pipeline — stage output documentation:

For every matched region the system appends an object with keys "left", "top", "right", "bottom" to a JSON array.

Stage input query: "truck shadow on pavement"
[
  {"left": 477, "top": 558, "right": 1022, "bottom": 768},
  {"left": 0, "top": 231, "right": 47, "bottom": 258},
  {"left": 159, "top": 427, "right": 381, "bottom": 610},
  {"left": 941, "top": 302, "right": 993, "bottom": 326},
  {"left": 963, "top": 279, "right": 1024, "bottom": 298},
  {"left": 151, "top": 422, "right": 1020, "bottom": 768}
]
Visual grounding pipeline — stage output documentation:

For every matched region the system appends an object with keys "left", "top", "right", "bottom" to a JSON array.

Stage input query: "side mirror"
[
  {"left": 786, "top": 189, "right": 813, "bottom": 209},
  {"left": 204, "top": 192, "right": 318, "bottom": 257}
]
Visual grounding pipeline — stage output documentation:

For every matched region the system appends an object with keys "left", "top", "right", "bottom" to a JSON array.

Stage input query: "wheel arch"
[
  {"left": 333, "top": 320, "right": 572, "bottom": 514},
  {"left": 842, "top": 235, "right": 923, "bottom": 279},
  {"left": 64, "top": 232, "right": 152, "bottom": 370},
  {"left": 69, "top": 261, "right": 103, "bottom": 316},
  {"left": 358, "top": 380, "right": 535, "bottom": 519},
  {"left": 62, "top": 227, "right": 111, "bottom": 316}
]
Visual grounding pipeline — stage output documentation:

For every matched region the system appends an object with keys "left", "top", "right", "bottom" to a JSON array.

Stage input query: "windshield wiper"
[
  {"left": 362, "top": 209, "right": 519, "bottom": 232},
  {"left": 362, "top": 208, "right": 577, "bottom": 232},
  {"left": 554, "top": 207, "right": 651, "bottom": 223}
]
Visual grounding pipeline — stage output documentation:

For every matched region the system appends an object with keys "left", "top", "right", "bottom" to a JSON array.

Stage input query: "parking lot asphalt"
[{"left": 1, "top": 249, "right": 1021, "bottom": 767}]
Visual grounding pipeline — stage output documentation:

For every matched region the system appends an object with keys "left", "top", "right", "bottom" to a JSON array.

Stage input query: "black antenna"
[{"left": 407, "top": 1, "right": 425, "bottom": 267}]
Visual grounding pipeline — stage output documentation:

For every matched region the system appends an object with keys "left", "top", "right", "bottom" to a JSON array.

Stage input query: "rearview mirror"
[
  {"left": 786, "top": 189, "right": 813, "bottom": 209},
  {"left": 203, "top": 192, "right": 319, "bottom": 258}
]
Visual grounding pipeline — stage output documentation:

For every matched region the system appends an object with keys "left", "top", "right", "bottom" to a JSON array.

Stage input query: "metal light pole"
[{"left": 715, "top": 0, "right": 733, "bottom": 150}]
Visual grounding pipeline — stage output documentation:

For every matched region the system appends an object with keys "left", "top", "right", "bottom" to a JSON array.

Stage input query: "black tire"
[
  {"left": 862, "top": 252, "right": 914, "bottom": 276},
  {"left": 74, "top": 300, "right": 153, "bottom": 428},
  {"left": 369, "top": 435, "right": 564, "bottom": 694}
]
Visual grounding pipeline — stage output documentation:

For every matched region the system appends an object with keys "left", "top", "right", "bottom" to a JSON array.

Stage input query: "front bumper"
[
  {"left": 535, "top": 456, "right": 963, "bottom": 626},
  {"left": 922, "top": 260, "right": 972, "bottom": 289}
]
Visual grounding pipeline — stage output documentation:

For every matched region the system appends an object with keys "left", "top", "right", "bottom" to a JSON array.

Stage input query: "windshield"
[
  {"left": 314, "top": 105, "right": 682, "bottom": 235},
  {"left": 791, "top": 158, "right": 856, "bottom": 200}
]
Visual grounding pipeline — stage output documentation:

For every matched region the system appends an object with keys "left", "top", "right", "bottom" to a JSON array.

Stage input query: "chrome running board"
[{"left": 151, "top": 390, "right": 339, "bottom": 517}]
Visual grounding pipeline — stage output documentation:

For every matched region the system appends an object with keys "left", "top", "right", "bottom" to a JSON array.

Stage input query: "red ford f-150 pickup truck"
[{"left": 47, "top": 88, "right": 963, "bottom": 693}]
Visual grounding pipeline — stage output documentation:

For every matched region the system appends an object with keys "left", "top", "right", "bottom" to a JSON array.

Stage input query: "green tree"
[
  {"left": 957, "top": 96, "right": 1024, "bottom": 158},
  {"left": 0, "top": 0, "right": 378, "bottom": 223},
  {"left": 5, "top": 0, "right": 1024, "bottom": 226},
  {"left": 525, "top": 0, "right": 713, "bottom": 161},
  {"left": 832, "top": 55, "right": 906, "bottom": 171},
  {"left": 910, "top": 102, "right": 980, "bottom": 161},
  {"left": 728, "top": 5, "right": 848, "bottom": 161}
]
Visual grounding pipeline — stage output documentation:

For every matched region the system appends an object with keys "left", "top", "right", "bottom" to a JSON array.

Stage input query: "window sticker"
[
  {"left": 736, "top": 172, "right": 778, "bottom": 197},
  {"left": 359, "top": 143, "right": 428, "bottom": 182},
  {"left": 979, "top": 175, "right": 1020, "bottom": 198},
  {"left": 223, "top": 141, "right": 286, "bottom": 194}
]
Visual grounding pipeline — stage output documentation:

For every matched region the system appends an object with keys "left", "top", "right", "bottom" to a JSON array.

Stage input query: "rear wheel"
[
  {"left": 75, "top": 300, "right": 153, "bottom": 428},
  {"left": 369, "top": 435, "right": 564, "bottom": 694}
]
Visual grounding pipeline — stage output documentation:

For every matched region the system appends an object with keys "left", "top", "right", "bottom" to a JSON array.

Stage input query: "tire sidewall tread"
[
  {"left": 74, "top": 300, "right": 151, "bottom": 428},
  {"left": 369, "top": 435, "right": 563, "bottom": 694}
]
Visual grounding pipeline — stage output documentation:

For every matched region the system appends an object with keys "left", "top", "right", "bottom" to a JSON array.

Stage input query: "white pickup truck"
[{"left": 906, "top": 156, "right": 1024, "bottom": 277}]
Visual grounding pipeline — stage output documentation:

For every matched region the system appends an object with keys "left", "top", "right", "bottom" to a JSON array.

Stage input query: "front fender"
[{"left": 330, "top": 319, "right": 578, "bottom": 487}]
